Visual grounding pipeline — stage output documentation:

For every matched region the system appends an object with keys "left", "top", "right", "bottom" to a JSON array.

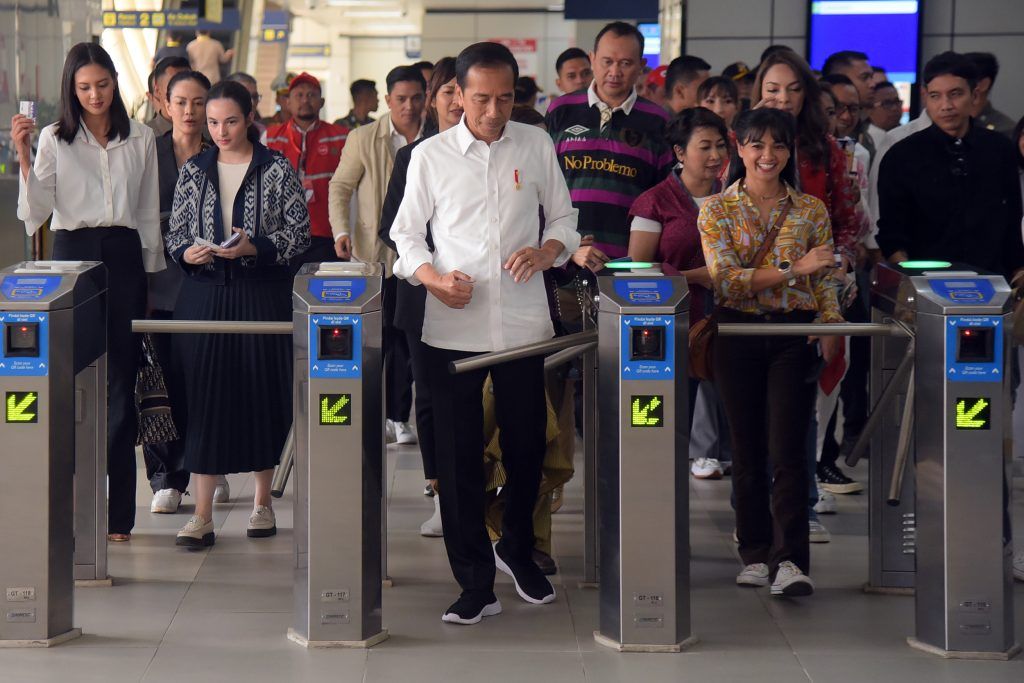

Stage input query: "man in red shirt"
[{"left": 265, "top": 72, "right": 349, "bottom": 269}]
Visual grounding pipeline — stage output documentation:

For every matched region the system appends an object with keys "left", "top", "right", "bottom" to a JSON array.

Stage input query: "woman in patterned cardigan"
[{"left": 166, "top": 80, "right": 309, "bottom": 548}]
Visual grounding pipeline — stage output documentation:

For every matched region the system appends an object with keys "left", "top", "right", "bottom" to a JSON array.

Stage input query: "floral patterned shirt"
[{"left": 698, "top": 180, "right": 843, "bottom": 323}]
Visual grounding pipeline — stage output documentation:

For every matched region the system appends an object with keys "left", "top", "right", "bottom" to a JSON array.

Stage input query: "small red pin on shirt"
[{"left": 514, "top": 169, "right": 522, "bottom": 190}]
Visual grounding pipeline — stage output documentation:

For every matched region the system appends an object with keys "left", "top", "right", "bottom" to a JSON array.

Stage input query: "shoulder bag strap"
[{"left": 744, "top": 198, "right": 792, "bottom": 268}]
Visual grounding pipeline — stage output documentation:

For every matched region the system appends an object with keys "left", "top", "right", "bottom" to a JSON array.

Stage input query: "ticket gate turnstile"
[
  {"left": 289, "top": 262, "right": 387, "bottom": 648},
  {"left": 873, "top": 262, "right": 1017, "bottom": 658},
  {"left": 866, "top": 265, "right": 917, "bottom": 593},
  {"left": 0, "top": 261, "right": 106, "bottom": 646},
  {"left": 594, "top": 264, "right": 694, "bottom": 652}
]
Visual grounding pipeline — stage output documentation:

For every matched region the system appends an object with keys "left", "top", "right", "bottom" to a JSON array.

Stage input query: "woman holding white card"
[
  {"left": 13, "top": 42, "right": 162, "bottom": 542},
  {"left": 165, "top": 80, "right": 309, "bottom": 547}
]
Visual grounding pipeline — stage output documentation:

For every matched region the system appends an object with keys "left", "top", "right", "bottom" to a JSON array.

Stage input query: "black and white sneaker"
[
  {"left": 771, "top": 561, "right": 814, "bottom": 597},
  {"left": 816, "top": 462, "right": 864, "bottom": 494},
  {"left": 494, "top": 541, "right": 556, "bottom": 604},
  {"left": 441, "top": 592, "right": 502, "bottom": 625}
]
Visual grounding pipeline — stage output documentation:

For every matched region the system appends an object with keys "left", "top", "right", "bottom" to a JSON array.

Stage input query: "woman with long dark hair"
[
  {"left": 14, "top": 42, "right": 162, "bottom": 542},
  {"left": 166, "top": 80, "right": 309, "bottom": 547},
  {"left": 145, "top": 70, "right": 212, "bottom": 516},
  {"left": 699, "top": 108, "right": 842, "bottom": 597}
]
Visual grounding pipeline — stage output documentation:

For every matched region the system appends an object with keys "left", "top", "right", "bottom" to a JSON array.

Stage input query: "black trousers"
[
  {"left": 405, "top": 332, "right": 436, "bottom": 479},
  {"left": 424, "top": 344, "right": 546, "bottom": 595},
  {"left": 383, "top": 276, "right": 413, "bottom": 422},
  {"left": 713, "top": 308, "right": 817, "bottom": 576},
  {"left": 52, "top": 227, "right": 146, "bottom": 535},
  {"left": 142, "top": 309, "right": 189, "bottom": 493}
]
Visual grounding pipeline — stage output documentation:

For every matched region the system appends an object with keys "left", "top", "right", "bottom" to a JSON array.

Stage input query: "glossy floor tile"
[{"left": 0, "top": 441, "right": 1021, "bottom": 683}]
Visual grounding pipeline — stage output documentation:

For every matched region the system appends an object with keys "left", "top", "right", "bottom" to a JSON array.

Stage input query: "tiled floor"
[{"left": 1, "top": 442, "right": 1022, "bottom": 682}]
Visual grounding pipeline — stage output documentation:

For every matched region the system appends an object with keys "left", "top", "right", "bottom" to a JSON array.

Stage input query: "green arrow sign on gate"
[
  {"left": 5, "top": 392, "right": 38, "bottom": 423},
  {"left": 320, "top": 394, "right": 351, "bottom": 426},
  {"left": 955, "top": 397, "right": 989, "bottom": 430}
]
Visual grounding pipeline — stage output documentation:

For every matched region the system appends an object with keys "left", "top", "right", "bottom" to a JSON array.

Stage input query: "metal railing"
[
  {"left": 717, "top": 322, "right": 911, "bottom": 338},
  {"left": 131, "top": 320, "right": 293, "bottom": 335}
]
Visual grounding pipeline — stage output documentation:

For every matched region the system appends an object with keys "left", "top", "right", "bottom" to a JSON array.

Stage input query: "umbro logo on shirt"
[{"left": 564, "top": 125, "right": 590, "bottom": 137}]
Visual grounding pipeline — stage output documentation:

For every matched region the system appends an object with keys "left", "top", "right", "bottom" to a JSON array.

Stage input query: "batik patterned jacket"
[{"left": 167, "top": 143, "right": 310, "bottom": 282}]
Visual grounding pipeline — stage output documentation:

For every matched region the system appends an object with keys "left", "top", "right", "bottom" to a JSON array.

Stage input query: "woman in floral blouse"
[{"left": 698, "top": 108, "right": 842, "bottom": 598}]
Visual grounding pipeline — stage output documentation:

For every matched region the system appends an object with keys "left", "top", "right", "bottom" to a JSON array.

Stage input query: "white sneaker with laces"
[
  {"left": 247, "top": 505, "right": 277, "bottom": 538},
  {"left": 809, "top": 519, "right": 832, "bottom": 543},
  {"left": 813, "top": 492, "right": 837, "bottom": 515},
  {"left": 691, "top": 457, "right": 723, "bottom": 479},
  {"left": 1013, "top": 551, "right": 1024, "bottom": 582},
  {"left": 394, "top": 421, "right": 417, "bottom": 445},
  {"left": 176, "top": 514, "right": 214, "bottom": 548},
  {"left": 213, "top": 475, "right": 230, "bottom": 503},
  {"left": 385, "top": 419, "right": 397, "bottom": 444},
  {"left": 420, "top": 495, "right": 442, "bottom": 537},
  {"left": 771, "top": 561, "right": 814, "bottom": 596},
  {"left": 151, "top": 488, "right": 182, "bottom": 514},
  {"left": 736, "top": 563, "right": 770, "bottom": 587}
]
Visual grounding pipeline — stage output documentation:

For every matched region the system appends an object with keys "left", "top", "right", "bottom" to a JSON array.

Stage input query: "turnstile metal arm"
[
  {"left": 845, "top": 339, "right": 915, "bottom": 468},
  {"left": 543, "top": 342, "right": 598, "bottom": 371},
  {"left": 132, "top": 320, "right": 293, "bottom": 334},
  {"left": 716, "top": 322, "right": 910, "bottom": 337},
  {"left": 271, "top": 425, "right": 295, "bottom": 499},
  {"left": 887, "top": 368, "right": 915, "bottom": 506},
  {"left": 450, "top": 330, "right": 599, "bottom": 374}
]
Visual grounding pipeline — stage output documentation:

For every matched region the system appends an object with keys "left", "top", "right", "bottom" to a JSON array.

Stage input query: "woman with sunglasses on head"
[
  {"left": 14, "top": 43, "right": 163, "bottom": 542},
  {"left": 166, "top": 80, "right": 309, "bottom": 547},
  {"left": 699, "top": 108, "right": 843, "bottom": 597}
]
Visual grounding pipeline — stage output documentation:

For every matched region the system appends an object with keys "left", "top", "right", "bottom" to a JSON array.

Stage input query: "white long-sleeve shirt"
[
  {"left": 391, "top": 118, "right": 580, "bottom": 352},
  {"left": 18, "top": 120, "right": 165, "bottom": 273}
]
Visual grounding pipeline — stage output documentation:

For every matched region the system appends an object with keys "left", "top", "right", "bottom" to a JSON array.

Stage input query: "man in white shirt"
[
  {"left": 186, "top": 30, "right": 234, "bottom": 85},
  {"left": 391, "top": 42, "right": 580, "bottom": 625}
]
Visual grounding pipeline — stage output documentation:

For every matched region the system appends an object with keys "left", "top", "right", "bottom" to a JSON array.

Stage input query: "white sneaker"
[
  {"left": 385, "top": 419, "right": 397, "bottom": 444},
  {"left": 247, "top": 505, "right": 277, "bottom": 538},
  {"left": 691, "top": 457, "right": 723, "bottom": 480},
  {"left": 809, "top": 519, "right": 832, "bottom": 543},
  {"left": 394, "top": 421, "right": 417, "bottom": 445},
  {"left": 151, "top": 488, "right": 182, "bottom": 514},
  {"left": 213, "top": 475, "right": 230, "bottom": 503},
  {"left": 813, "top": 492, "right": 837, "bottom": 515},
  {"left": 1013, "top": 551, "right": 1024, "bottom": 582},
  {"left": 420, "top": 495, "right": 442, "bottom": 537},
  {"left": 175, "top": 514, "right": 214, "bottom": 548},
  {"left": 736, "top": 563, "right": 770, "bottom": 587},
  {"left": 771, "top": 561, "right": 814, "bottom": 596}
]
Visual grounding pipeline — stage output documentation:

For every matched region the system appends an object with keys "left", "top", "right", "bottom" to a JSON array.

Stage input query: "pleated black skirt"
[{"left": 173, "top": 274, "right": 292, "bottom": 475}]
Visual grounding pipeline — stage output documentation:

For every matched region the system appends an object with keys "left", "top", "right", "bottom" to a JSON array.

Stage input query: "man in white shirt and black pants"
[{"left": 391, "top": 42, "right": 580, "bottom": 625}]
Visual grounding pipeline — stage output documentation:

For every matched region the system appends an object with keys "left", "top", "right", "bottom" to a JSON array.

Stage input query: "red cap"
[
  {"left": 646, "top": 65, "right": 668, "bottom": 88},
  {"left": 289, "top": 72, "right": 321, "bottom": 94}
]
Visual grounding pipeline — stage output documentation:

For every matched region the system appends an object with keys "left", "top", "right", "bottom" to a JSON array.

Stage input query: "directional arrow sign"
[
  {"left": 5, "top": 392, "right": 38, "bottom": 423},
  {"left": 319, "top": 394, "right": 351, "bottom": 426},
  {"left": 955, "top": 397, "right": 989, "bottom": 430},
  {"left": 631, "top": 395, "right": 663, "bottom": 427}
]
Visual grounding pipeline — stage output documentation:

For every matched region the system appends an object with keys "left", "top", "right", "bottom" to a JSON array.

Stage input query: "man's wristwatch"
[{"left": 777, "top": 260, "right": 793, "bottom": 278}]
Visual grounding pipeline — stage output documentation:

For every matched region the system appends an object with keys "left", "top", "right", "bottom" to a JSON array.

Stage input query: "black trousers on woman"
[
  {"left": 52, "top": 227, "right": 146, "bottom": 535},
  {"left": 423, "top": 344, "right": 546, "bottom": 596},
  {"left": 713, "top": 308, "right": 817, "bottom": 577}
]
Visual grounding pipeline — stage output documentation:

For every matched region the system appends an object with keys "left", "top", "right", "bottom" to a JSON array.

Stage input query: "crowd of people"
[{"left": 10, "top": 20, "right": 1024, "bottom": 624}]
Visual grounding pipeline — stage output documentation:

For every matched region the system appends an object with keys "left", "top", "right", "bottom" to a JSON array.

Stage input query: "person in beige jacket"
[{"left": 328, "top": 64, "right": 426, "bottom": 443}]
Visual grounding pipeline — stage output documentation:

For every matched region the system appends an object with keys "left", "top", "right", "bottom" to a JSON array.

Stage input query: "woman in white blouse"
[{"left": 13, "top": 42, "right": 162, "bottom": 542}]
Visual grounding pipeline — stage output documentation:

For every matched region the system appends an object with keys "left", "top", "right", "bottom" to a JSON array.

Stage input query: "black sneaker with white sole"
[
  {"left": 816, "top": 462, "right": 864, "bottom": 494},
  {"left": 441, "top": 592, "right": 502, "bottom": 625},
  {"left": 494, "top": 541, "right": 556, "bottom": 604}
]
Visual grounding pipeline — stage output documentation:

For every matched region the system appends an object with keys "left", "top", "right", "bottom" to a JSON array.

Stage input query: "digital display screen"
[
  {"left": 639, "top": 23, "right": 661, "bottom": 69},
  {"left": 808, "top": 1, "right": 921, "bottom": 122},
  {"left": 955, "top": 397, "right": 990, "bottom": 430},
  {"left": 5, "top": 391, "right": 38, "bottom": 423},
  {"left": 320, "top": 394, "right": 351, "bottom": 426},
  {"left": 631, "top": 395, "right": 663, "bottom": 428}
]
